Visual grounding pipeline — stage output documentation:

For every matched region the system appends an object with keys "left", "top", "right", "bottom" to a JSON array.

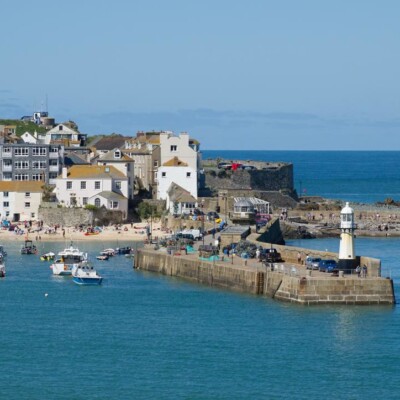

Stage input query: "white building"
[
  {"left": 96, "top": 148, "right": 135, "bottom": 199},
  {"left": 54, "top": 165, "right": 129, "bottom": 217},
  {"left": 157, "top": 157, "right": 197, "bottom": 201},
  {"left": 42, "top": 124, "right": 85, "bottom": 147},
  {"left": 156, "top": 132, "right": 201, "bottom": 201},
  {"left": 0, "top": 181, "right": 43, "bottom": 222}
]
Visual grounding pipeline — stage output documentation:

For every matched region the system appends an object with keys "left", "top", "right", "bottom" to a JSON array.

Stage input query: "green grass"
[{"left": 0, "top": 119, "right": 48, "bottom": 136}]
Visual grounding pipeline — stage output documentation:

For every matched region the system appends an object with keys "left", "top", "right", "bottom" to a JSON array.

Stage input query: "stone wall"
[
  {"left": 205, "top": 164, "right": 294, "bottom": 194},
  {"left": 135, "top": 249, "right": 395, "bottom": 305},
  {"left": 39, "top": 206, "right": 93, "bottom": 227}
]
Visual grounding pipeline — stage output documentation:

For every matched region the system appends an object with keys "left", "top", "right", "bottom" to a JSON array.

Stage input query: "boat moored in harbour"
[
  {"left": 72, "top": 261, "right": 103, "bottom": 285},
  {"left": 50, "top": 243, "right": 87, "bottom": 276}
]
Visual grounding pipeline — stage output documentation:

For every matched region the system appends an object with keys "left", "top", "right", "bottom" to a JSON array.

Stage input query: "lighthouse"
[{"left": 338, "top": 202, "right": 356, "bottom": 273}]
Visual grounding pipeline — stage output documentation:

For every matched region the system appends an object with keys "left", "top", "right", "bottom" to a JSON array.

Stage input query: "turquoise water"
[
  {"left": 1, "top": 239, "right": 400, "bottom": 399},
  {"left": 2, "top": 151, "right": 400, "bottom": 399}
]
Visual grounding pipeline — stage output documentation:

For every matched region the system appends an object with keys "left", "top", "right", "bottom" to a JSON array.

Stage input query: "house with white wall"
[
  {"left": 0, "top": 181, "right": 43, "bottom": 222},
  {"left": 42, "top": 124, "right": 86, "bottom": 147},
  {"left": 156, "top": 132, "right": 201, "bottom": 202},
  {"left": 96, "top": 148, "right": 135, "bottom": 199},
  {"left": 156, "top": 157, "right": 198, "bottom": 201},
  {"left": 54, "top": 165, "right": 129, "bottom": 218}
]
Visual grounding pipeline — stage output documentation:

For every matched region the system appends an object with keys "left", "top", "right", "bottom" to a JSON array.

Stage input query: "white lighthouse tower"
[{"left": 338, "top": 202, "right": 356, "bottom": 272}]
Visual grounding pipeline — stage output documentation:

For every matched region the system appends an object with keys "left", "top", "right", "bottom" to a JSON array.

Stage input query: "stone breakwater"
[{"left": 135, "top": 249, "right": 395, "bottom": 305}]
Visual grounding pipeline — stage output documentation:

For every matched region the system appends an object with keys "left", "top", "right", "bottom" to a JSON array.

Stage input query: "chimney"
[{"left": 62, "top": 167, "right": 68, "bottom": 179}]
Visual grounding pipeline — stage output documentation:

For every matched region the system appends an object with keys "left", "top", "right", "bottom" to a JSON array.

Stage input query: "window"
[
  {"left": 5, "top": 211, "right": 9, "bottom": 217},
  {"left": 59, "top": 125, "right": 63, "bottom": 130},
  {"left": 15, "top": 174, "right": 29, "bottom": 181},
  {"left": 4, "top": 192, "right": 8, "bottom": 197},
  {"left": 115, "top": 181, "right": 121, "bottom": 189},
  {"left": 49, "top": 159, "right": 58, "bottom": 166},
  {"left": 3, "top": 202, "right": 9, "bottom": 207},
  {"left": 50, "top": 147, "right": 59, "bottom": 153},
  {"left": 162, "top": 172, "right": 166, "bottom": 177},
  {"left": 32, "top": 147, "right": 47, "bottom": 156},
  {"left": 111, "top": 201, "right": 119, "bottom": 209},
  {"left": 3, "top": 147, "right": 11, "bottom": 154},
  {"left": 186, "top": 172, "right": 191, "bottom": 178},
  {"left": 66, "top": 181, "right": 72, "bottom": 189},
  {"left": 14, "top": 148, "right": 29, "bottom": 156},
  {"left": 94, "top": 198, "right": 101, "bottom": 207},
  {"left": 14, "top": 161, "right": 29, "bottom": 169},
  {"left": 25, "top": 202, "right": 30, "bottom": 208},
  {"left": 83, "top": 197, "right": 88, "bottom": 205},
  {"left": 81, "top": 181, "right": 86, "bottom": 189},
  {"left": 3, "top": 173, "right": 12, "bottom": 180},
  {"left": 32, "top": 174, "right": 43, "bottom": 181},
  {"left": 170, "top": 145, "right": 177, "bottom": 151},
  {"left": 32, "top": 161, "right": 46, "bottom": 169},
  {"left": 31, "top": 213, "right": 35, "bottom": 218},
  {"left": 95, "top": 181, "right": 100, "bottom": 189},
  {"left": 49, "top": 173, "right": 58, "bottom": 180},
  {"left": 25, "top": 192, "right": 30, "bottom": 197},
  {"left": 114, "top": 150, "right": 121, "bottom": 158},
  {"left": 3, "top": 160, "right": 12, "bottom": 167},
  {"left": 154, "top": 161, "right": 158, "bottom": 167}
]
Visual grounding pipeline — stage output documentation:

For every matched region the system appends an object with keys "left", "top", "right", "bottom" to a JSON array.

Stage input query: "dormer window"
[
  {"left": 59, "top": 125, "right": 63, "bottom": 131},
  {"left": 170, "top": 145, "right": 177, "bottom": 152},
  {"left": 114, "top": 150, "right": 121, "bottom": 159}
]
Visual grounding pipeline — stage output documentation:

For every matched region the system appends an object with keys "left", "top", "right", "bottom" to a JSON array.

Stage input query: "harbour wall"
[{"left": 135, "top": 250, "right": 395, "bottom": 305}]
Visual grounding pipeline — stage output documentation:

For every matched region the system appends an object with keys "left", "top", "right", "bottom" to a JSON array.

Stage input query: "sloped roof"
[
  {"left": 0, "top": 181, "right": 44, "bottom": 193},
  {"left": 92, "top": 134, "right": 130, "bottom": 151},
  {"left": 167, "top": 182, "right": 197, "bottom": 203},
  {"left": 89, "top": 191, "right": 127, "bottom": 200},
  {"left": 163, "top": 156, "right": 188, "bottom": 167},
  {"left": 98, "top": 149, "right": 134, "bottom": 162},
  {"left": 61, "top": 165, "right": 127, "bottom": 180},
  {"left": 64, "top": 152, "right": 90, "bottom": 166}
]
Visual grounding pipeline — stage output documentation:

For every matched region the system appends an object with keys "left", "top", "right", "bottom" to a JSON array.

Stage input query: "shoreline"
[{"left": 0, "top": 222, "right": 169, "bottom": 243}]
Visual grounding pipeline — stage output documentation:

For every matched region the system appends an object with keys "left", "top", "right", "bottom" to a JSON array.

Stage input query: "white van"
[{"left": 180, "top": 229, "right": 203, "bottom": 241}]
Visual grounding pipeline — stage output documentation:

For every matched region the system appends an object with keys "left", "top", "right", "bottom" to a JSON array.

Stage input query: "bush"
[{"left": 85, "top": 204, "right": 98, "bottom": 211}]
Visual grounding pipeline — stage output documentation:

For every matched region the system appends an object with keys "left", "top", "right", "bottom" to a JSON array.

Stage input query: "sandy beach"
[{"left": 0, "top": 222, "right": 169, "bottom": 243}]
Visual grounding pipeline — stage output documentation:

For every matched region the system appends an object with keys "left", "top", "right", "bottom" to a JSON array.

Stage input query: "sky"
[{"left": 1, "top": 0, "right": 399, "bottom": 150}]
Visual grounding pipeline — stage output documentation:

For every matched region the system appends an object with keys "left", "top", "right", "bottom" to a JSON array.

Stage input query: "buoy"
[{"left": 45, "top": 293, "right": 48, "bottom": 297}]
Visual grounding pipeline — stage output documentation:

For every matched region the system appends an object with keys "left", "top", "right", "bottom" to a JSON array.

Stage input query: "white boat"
[
  {"left": 50, "top": 243, "right": 87, "bottom": 276},
  {"left": 72, "top": 261, "right": 103, "bottom": 285},
  {"left": 0, "top": 258, "right": 5, "bottom": 278},
  {"left": 100, "top": 248, "right": 115, "bottom": 257}
]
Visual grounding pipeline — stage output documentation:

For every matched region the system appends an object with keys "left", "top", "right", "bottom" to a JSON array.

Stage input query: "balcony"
[
  {"left": 2, "top": 165, "right": 12, "bottom": 172},
  {"left": 49, "top": 152, "right": 59, "bottom": 159},
  {"left": 49, "top": 165, "right": 59, "bottom": 172},
  {"left": 2, "top": 152, "right": 12, "bottom": 158}
]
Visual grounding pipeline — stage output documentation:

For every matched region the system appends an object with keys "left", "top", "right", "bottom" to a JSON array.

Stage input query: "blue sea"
[{"left": 2, "top": 151, "right": 400, "bottom": 399}]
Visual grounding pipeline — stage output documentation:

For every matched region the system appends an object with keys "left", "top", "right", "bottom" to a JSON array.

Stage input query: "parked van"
[{"left": 178, "top": 229, "right": 203, "bottom": 241}]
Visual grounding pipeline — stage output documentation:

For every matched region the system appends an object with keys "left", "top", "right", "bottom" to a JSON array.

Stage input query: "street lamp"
[{"left": 201, "top": 199, "right": 205, "bottom": 245}]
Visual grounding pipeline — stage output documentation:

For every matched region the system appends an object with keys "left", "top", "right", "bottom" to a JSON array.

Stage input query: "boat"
[
  {"left": 0, "top": 245, "right": 7, "bottom": 258},
  {"left": 50, "top": 243, "right": 87, "bottom": 276},
  {"left": 0, "top": 257, "right": 5, "bottom": 277},
  {"left": 40, "top": 252, "right": 55, "bottom": 261},
  {"left": 84, "top": 231, "right": 100, "bottom": 236},
  {"left": 96, "top": 254, "right": 109, "bottom": 261},
  {"left": 21, "top": 240, "right": 37, "bottom": 255},
  {"left": 115, "top": 246, "right": 132, "bottom": 255},
  {"left": 100, "top": 248, "right": 115, "bottom": 257},
  {"left": 72, "top": 261, "right": 103, "bottom": 285}
]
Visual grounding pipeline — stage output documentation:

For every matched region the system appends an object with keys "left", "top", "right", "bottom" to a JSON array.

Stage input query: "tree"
[
  {"left": 138, "top": 202, "right": 159, "bottom": 221},
  {"left": 41, "top": 184, "right": 54, "bottom": 202}
]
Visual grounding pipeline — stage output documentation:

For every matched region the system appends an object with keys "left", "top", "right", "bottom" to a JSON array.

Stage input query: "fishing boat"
[
  {"left": 0, "top": 257, "right": 5, "bottom": 277},
  {"left": 50, "top": 243, "right": 87, "bottom": 276},
  {"left": 72, "top": 261, "right": 103, "bottom": 285},
  {"left": 0, "top": 245, "right": 7, "bottom": 258},
  {"left": 115, "top": 246, "right": 132, "bottom": 255},
  {"left": 100, "top": 248, "right": 115, "bottom": 257},
  {"left": 21, "top": 240, "right": 37, "bottom": 255},
  {"left": 40, "top": 252, "right": 55, "bottom": 261}
]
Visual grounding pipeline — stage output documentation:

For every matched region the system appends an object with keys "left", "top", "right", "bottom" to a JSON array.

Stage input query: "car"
[
  {"left": 240, "top": 165, "right": 257, "bottom": 170},
  {"left": 207, "top": 211, "right": 220, "bottom": 221},
  {"left": 260, "top": 248, "right": 283, "bottom": 263},
  {"left": 319, "top": 259, "right": 338, "bottom": 273},
  {"left": 218, "top": 162, "right": 231, "bottom": 170},
  {"left": 305, "top": 257, "right": 321, "bottom": 270}
]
